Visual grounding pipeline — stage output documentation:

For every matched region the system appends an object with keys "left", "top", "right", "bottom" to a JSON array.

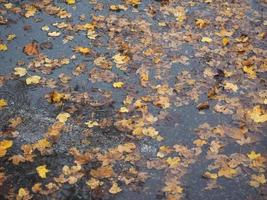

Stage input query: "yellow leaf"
[
  {"left": 247, "top": 106, "right": 267, "bottom": 123},
  {"left": 224, "top": 82, "right": 238, "bottom": 92},
  {"left": 0, "top": 99, "right": 8, "bottom": 108},
  {"left": 26, "top": 75, "right": 41, "bottom": 85},
  {"left": 85, "top": 121, "right": 99, "bottom": 128},
  {"left": 195, "top": 19, "right": 208, "bottom": 28},
  {"left": 66, "top": 0, "right": 75, "bottom": 5},
  {"left": 222, "top": 37, "right": 230, "bottom": 46},
  {"left": 109, "top": 181, "right": 122, "bottom": 194},
  {"left": 126, "top": 0, "right": 141, "bottom": 6},
  {"left": 0, "top": 44, "right": 8, "bottom": 51},
  {"left": 193, "top": 139, "right": 207, "bottom": 147},
  {"left": 56, "top": 112, "right": 70, "bottom": 123},
  {"left": 48, "top": 31, "right": 61, "bottom": 37},
  {"left": 249, "top": 174, "right": 266, "bottom": 188},
  {"left": 166, "top": 157, "right": 180, "bottom": 168},
  {"left": 201, "top": 37, "right": 212, "bottom": 43},
  {"left": 74, "top": 46, "right": 91, "bottom": 55},
  {"left": 14, "top": 67, "right": 27, "bottom": 77},
  {"left": 7, "top": 34, "right": 16, "bottom": 41},
  {"left": 247, "top": 151, "right": 261, "bottom": 160},
  {"left": 25, "top": 6, "right": 37, "bottom": 18},
  {"left": 36, "top": 165, "right": 49, "bottom": 178},
  {"left": 18, "top": 188, "right": 27, "bottom": 197},
  {"left": 34, "top": 139, "right": 51, "bottom": 151},
  {"left": 0, "top": 140, "right": 13, "bottom": 157},
  {"left": 119, "top": 107, "right": 129, "bottom": 113},
  {"left": 243, "top": 66, "right": 256, "bottom": 79},
  {"left": 86, "top": 178, "right": 102, "bottom": 189},
  {"left": 203, "top": 171, "right": 218, "bottom": 179},
  {"left": 113, "top": 82, "right": 124, "bottom": 88},
  {"left": 113, "top": 53, "right": 130, "bottom": 65},
  {"left": 218, "top": 167, "right": 237, "bottom": 178}
]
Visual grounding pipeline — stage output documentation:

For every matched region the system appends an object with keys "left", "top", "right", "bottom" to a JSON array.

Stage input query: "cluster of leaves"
[{"left": 0, "top": 0, "right": 266, "bottom": 200}]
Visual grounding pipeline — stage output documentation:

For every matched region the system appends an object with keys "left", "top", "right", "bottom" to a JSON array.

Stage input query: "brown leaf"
[{"left": 23, "top": 41, "right": 39, "bottom": 56}]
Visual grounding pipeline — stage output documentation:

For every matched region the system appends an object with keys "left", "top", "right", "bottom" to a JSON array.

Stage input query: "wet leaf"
[
  {"left": 247, "top": 106, "right": 267, "bottom": 123},
  {"left": 0, "top": 140, "right": 13, "bottom": 157},
  {"left": 56, "top": 112, "right": 71, "bottom": 123},
  {"left": 14, "top": 67, "right": 27, "bottom": 77},
  {"left": 109, "top": 181, "right": 122, "bottom": 194},
  {"left": 66, "top": 0, "right": 76, "bottom": 5},
  {"left": 201, "top": 37, "right": 212, "bottom": 43},
  {"left": 249, "top": 174, "right": 266, "bottom": 188},
  {"left": 36, "top": 165, "right": 49, "bottom": 178},
  {"left": 26, "top": 75, "right": 41, "bottom": 85},
  {"left": 86, "top": 178, "right": 103, "bottom": 189},
  {"left": 0, "top": 99, "right": 8, "bottom": 109},
  {"left": 0, "top": 44, "right": 8, "bottom": 51},
  {"left": 23, "top": 41, "right": 39, "bottom": 56},
  {"left": 113, "top": 82, "right": 124, "bottom": 88}
]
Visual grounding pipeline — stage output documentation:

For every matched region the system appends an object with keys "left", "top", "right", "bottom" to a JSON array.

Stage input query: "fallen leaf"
[
  {"left": 201, "top": 37, "right": 212, "bottom": 43},
  {"left": 66, "top": 0, "right": 75, "bottom": 5},
  {"left": 0, "top": 44, "right": 8, "bottom": 51},
  {"left": 36, "top": 165, "right": 49, "bottom": 178},
  {"left": 14, "top": 67, "right": 27, "bottom": 77},
  {"left": 0, "top": 140, "right": 13, "bottom": 157},
  {"left": 109, "top": 181, "right": 122, "bottom": 194},
  {"left": 224, "top": 82, "right": 238, "bottom": 92},
  {"left": 247, "top": 106, "right": 267, "bottom": 123},
  {"left": 85, "top": 121, "right": 99, "bottom": 128},
  {"left": 56, "top": 112, "right": 70, "bottom": 123},
  {"left": 23, "top": 41, "right": 39, "bottom": 56},
  {"left": 86, "top": 178, "right": 103, "bottom": 189},
  {"left": 249, "top": 174, "right": 266, "bottom": 188},
  {"left": 48, "top": 31, "right": 61, "bottom": 37},
  {"left": 0, "top": 99, "right": 8, "bottom": 109},
  {"left": 26, "top": 75, "right": 41, "bottom": 85},
  {"left": 113, "top": 82, "right": 124, "bottom": 88}
]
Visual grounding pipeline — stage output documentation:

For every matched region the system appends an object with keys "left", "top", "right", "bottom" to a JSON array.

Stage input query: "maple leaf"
[
  {"left": 14, "top": 67, "right": 27, "bottom": 77},
  {"left": 23, "top": 41, "right": 39, "bottom": 56},
  {"left": 113, "top": 53, "right": 130, "bottom": 65},
  {"left": 247, "top": 151, "right": 261, "bottom": 160},
  {"left": 7, "top": 34, "right": 16, "bottom": 41},
  {"left": 195, "top": 19, "right": 208, "bottom": 28},
  {"left": 166, "top": 157, "right": 180, "bottom": 168},
  {"left": 0, "top": 99, "right": 8, "bottom": 109},
  {"left": 0, "top": 140, "right": 13, "bottom": 157},
  {"left": 218, "top": 167, "right": 237, "bottom": 178},
  {"left": 249, "top": 174, "right": 266, "bottom": 188},
  {"left": 36, "top": 165, "right": 49, "bottom": 178},
  {"left": 26, "top": 75, "right": 41, "bottom": 85},
  {"left": 109, "top": 181, "right": 122, "bottom": 194},
  {"left": 113, "top": 82, "right": 124, "bottom": 88},
  {"left": 247, "top": 106, "right": 267, "bottom": 123},
  {"left": 0, "top": 44, "right": 8, "bottom": 51},
  {"left": 25, "top": 6, "right": 37, "bottom": 18},
  {"left": 223, "top": 82, "right": 238, "bottom": 92},
  {"left": 243, "top": 66, "right": 256, "bottom": 79},
  {"left": 48, "top": 91, "right": 66, "bottom": 103},
  {"left": 33, "top": 139, "right": 52, "bottom": 152},
  {"left": 86, "top": 178, "right": 103, "bottom": 189},
  {"left": 56, "top": 112, "right": 70, "bottom": 123},
  {"left": 119, "top": 107, "right": 129, "bottom": 113}
]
